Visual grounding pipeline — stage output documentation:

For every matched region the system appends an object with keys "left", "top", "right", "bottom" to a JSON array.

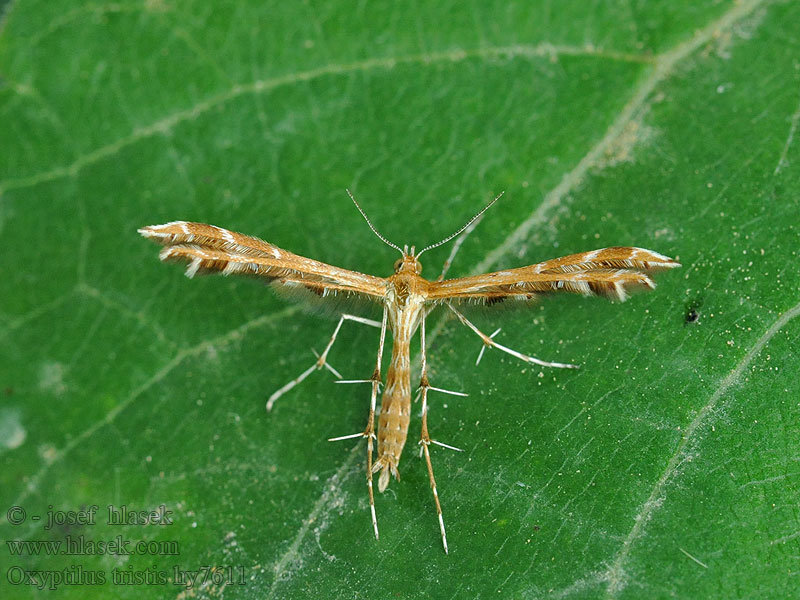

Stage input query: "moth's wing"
[
  {"left": 138, "top": 222, "right": 387, "bottom": 313},
  {"left": 426, "top": 247, "right": 680, "bottom": 306},
  {"left": 533, "top": 246, "right": 679, "bottom": 274}
]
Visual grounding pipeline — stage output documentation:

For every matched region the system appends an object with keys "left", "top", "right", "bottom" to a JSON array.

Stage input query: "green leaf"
[{"left": 2, "top": 1, "right": 799, "bottom": 598}]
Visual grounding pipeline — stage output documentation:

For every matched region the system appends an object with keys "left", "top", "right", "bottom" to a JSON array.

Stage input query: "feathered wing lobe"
[
  {"left": 138, "top": 221, "right": 388, "bottom": 302},
  {"left": 426, "top": 246, "right": 680, "bottom": 304},
  {"left": 533, "top": 246, "right": 679, "bottom": 274}
]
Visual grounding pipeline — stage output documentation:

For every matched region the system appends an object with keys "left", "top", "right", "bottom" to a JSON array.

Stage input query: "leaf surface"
[{"left": 1, "top": 1, "right": 799, "bottom": 598}]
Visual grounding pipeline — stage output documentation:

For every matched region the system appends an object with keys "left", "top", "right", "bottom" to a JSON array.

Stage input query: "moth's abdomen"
[{"left": 375, "top": 334, "right": 412, "bottom": 492}]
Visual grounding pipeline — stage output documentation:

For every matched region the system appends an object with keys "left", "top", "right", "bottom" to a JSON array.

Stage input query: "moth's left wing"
[
  {"left": 138, "top": 221, "right": 387, "bottom": 302},
  {"left": 426, "top": 247, "right": 679, "bottom": 305}
]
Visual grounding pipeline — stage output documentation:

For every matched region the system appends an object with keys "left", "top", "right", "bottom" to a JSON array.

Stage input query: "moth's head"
[
  {"left": 347, "top": 188, "right": 502, "bottom": 278},
  {"left": 394, "top": 247, "right": 422, "bottom": 274}
]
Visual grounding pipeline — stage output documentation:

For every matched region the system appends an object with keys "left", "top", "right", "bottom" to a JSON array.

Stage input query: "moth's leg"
[
  {"left": 328, "top": 306, "right": 388, "bottom": 541},
  {"left": 363, "top": 306, "right": 387, "bottom": 540},
  {"left": 418, "top": 313, "right": 466, "bottom": 555},
  {"left": 266, "top": 313, "right": 382, "bottom": 411},
  {"left": 446, "top": 304, "right": 579, "bottom": 369}
]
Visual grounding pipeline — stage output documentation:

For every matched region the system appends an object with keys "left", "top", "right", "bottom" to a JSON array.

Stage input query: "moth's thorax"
[{"left": 387, "top": 255, "right": 430, "bottom": 312}]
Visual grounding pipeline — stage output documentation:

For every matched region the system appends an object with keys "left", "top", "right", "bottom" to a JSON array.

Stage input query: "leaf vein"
[
  {"left": 473, "top": 0, "right": 771, "bottom": 276},
  {"left": 602, "top": 297, "right": 800, "bottom": 596},
  {"left": 0, "top": 43, "right": 652, "bottom": 194},
  {"left": 1, "top": 305, "right": 299, "bottom": 523},
  {"left": 773, "top": 86, "right": 800, "bottom": 175}
]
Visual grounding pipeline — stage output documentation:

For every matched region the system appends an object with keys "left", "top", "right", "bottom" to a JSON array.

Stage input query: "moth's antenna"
[
  {"left": 347, "top": 189, "right": 404, "bottom": 255},
  {"left": 416, "top": 191, "right": 504, "bottom": 258}
]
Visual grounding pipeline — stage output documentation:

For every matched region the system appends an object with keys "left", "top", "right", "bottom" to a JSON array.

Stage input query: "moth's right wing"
[
  {"left": 427, "top": 247, "right": 680, "bottom": 305},
  {"left": 138, "top": 221, "right": 388, "bottom": 304}
]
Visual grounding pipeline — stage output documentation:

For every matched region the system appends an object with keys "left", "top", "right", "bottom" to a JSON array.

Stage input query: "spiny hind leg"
[
  {"left": 418, "top": 314, "right": 467, "bottom": 554},
  {"left": 446, "top": 304, "right": 579, "bottom": 369},
  {"left": 328, "top": 307, "right": 388, "bottom": 541},
  {"left": 266, "top": 313, "right": 382, "bottom": 411}
]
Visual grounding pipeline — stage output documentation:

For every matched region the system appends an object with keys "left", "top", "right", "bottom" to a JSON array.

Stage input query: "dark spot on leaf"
[{"left": 685, "top": 299, "right": 703, "bottom": 325}]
